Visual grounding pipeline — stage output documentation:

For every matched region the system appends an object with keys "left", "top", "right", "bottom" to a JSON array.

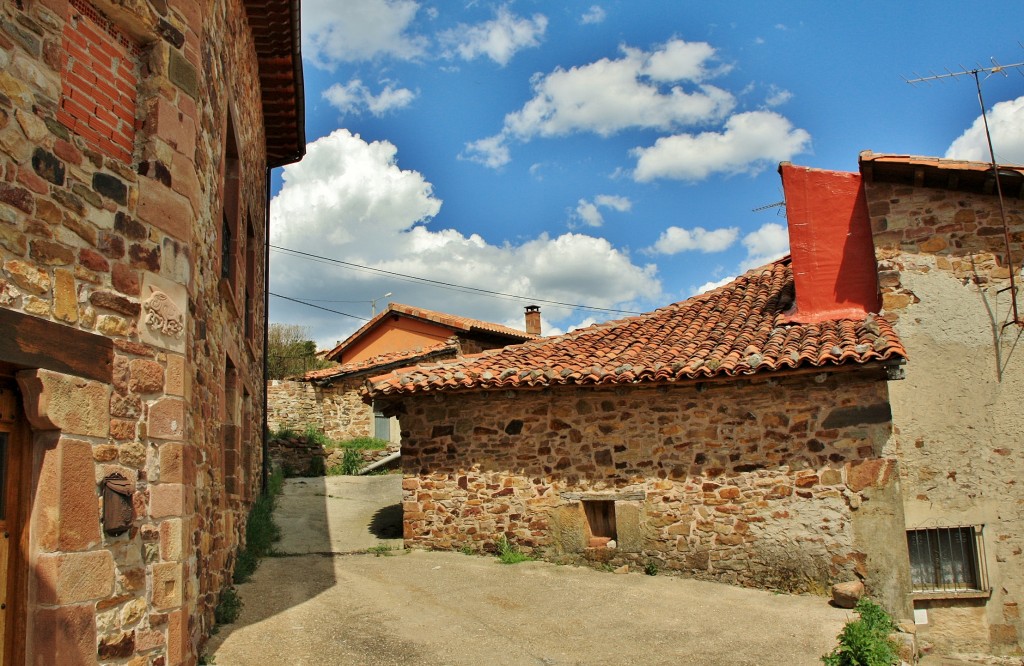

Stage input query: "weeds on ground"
[
  {"left": 270, "top": 426, "right": 297, "bottom": 440},
  {"left": 233, "top": 468, "right": 285, "bottom": 584},
  {"left": 306, "top": 455, "right": 326, "bottom": 477},
  {"left": 644, "top": 561, "right": 659, "bottom": 576},
  {"left": 460, "top": 544, "right": 476, "bottom": 556},
  {"left": 214, "top": 587, "right": 243, "bottom": 625},
  {"left": 821, "top": 597, "right": 898, "bottom": 666},
  {"left": 198, "top": 653, "right": 217, "bottom": 665},
  {"left": 331, "top": 436, "right": 389, "bottom": 451},
  {"left": 303, "top": 425, "right": 331, "bottom": 448},
  {"left": 496, "top": 535, "right": 532, "bottom": 564},
  {"left": 328, "top": 448, "right": 365, "bottom": 476},
  {"left": 366, "top": 544, "right": 395, "bottom": 557}
]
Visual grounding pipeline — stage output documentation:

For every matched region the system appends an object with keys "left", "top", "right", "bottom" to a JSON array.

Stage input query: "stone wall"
[
  {"left": 267, "top": 432, "right": 400, "bottom": 477},
  {"left": 866, "top": 179, "right": 1024, "bottom": 654},
  {"left": 267, "top": 378, "right": 375, "bottom": 442},
  {"left": 394, "top": 371, "right": 905, "bottom": 598},
  {"left": 0, "top": 0, "right": 270, "bottom": 662}
]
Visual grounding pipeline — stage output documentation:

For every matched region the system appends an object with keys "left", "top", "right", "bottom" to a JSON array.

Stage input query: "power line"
[
  {"left": 269, "top": 244, "right": 644, "bottom": 315},
  {"left": 270, "top": 290, "right": 370, "bottom": 319}
]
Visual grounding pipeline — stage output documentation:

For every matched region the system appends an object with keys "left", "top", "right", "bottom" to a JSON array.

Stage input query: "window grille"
[{"left": 907, "top": 525, "right": 988, "bottom": 593}]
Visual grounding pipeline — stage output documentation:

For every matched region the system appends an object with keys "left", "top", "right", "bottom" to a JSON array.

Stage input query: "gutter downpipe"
[
  {"left": 261, "top": 166, "right": 271, "bottom": 495},
  {"left": 359, "top": 451, "right": 401, "bottom": 475}
]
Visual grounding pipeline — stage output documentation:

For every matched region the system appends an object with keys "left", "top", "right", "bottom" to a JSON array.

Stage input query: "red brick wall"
[{"left": 58, "top": 0, "right": 140, "bottom": 163}]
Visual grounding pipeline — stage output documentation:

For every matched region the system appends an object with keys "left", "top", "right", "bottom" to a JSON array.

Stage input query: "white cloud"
[
  {"left": 685, "top": 221, "right": 790, "bottom": 296},
  {"left": 302, "top": 0, "right": 426, "bottom": 70},
  {"left": 945, "top": 95, "right": 1024, "bottom": 165},
  {"left": 573, "top": 194, "right": 631, "bottom": 227},
  {"left": 322, "top": 79, "right": 417, "bottom": 116},
  {"left": 460, "top": 134, "right": 511, "bottom": 168},
  {"left": 693, "top": 275, "right": 735, "bottom": 295},
  {"left": 764, "top": 84, "right": 792, "bottom": 108},
  {"left": 649, "top": 226, "right": 739, "bottom": 254},
  {"left": 580, "top": 5, "right": 606, "bottom": 24},
  {"left": 740, "top": 221, "right": 790, "bottom": 270},
  {"left": 439, "top": 6, "right": 547, "bottom": 66},
  {"left": 270, "top": 130, "right": 661, "bottom": 347},
  {"left": 503, "top": 39, "right": 734, "bottom": 140},
  {"left": 632, "top": 110, "right": 811, "bottom": 182}
]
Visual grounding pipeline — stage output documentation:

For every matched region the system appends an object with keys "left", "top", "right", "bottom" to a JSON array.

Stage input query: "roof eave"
[{"left": 368, "top": 357, "right": 905, "bottom": 400}]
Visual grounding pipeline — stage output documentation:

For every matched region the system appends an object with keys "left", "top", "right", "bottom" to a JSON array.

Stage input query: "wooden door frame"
[{"left": 0, "top": 375, "right": 30, "bottom": 666}]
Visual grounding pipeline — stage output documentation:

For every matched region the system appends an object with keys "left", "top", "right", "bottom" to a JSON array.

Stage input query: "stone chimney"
[
  {"left": 779, "top": 162, "right": 880, "bottom": 323},
  {"left": 524, "top": 305, "right": 541, "bottom": 335}
]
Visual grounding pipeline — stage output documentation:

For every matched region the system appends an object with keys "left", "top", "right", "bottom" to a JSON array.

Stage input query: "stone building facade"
[
  {"left": 861, "top": 153, "right": 1024, "bottom": 654},
  {"left": 0, "top": 0, "right": 302, "bottom": 663},
  {"left": 369, "top": 253, "right": 910, "bottom": 611},
  {"left": 372, "top": 155, "right": 1024, "bottom": 657},
  {"left": 398, "top": 371, "right": 902, "bottom": 594}
]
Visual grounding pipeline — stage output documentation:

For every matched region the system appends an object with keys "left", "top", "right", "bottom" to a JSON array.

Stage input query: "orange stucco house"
[{"left": 267, "top": 303, "right": 539, "bottom": 443}]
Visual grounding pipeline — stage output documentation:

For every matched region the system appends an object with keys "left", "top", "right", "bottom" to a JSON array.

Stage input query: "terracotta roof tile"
[
  {"left": 860, "top": 151, "right": 1024, "bottom": 172},
  {"left": 325, "top": 302, "right": 535, "bottom": 361},
  {"left": 244, "top": 0, "right": 305, "bottom": 167},
  {"left": 366, "top": 258, "right": 906, "bottom": 397},
  {"left": 304, "top": 341, "right": 457, "bottom": 381}
]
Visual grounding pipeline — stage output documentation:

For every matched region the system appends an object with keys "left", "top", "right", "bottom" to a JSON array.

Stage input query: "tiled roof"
[
  {"left": 244, "top": 0, "right": 305, "bottom": 167},
  {"left": 367, "top": 258, "right": 906, "bottom": 397},
  {"left": 860, "top": 151, "right": 1024, "bottom": 172},
  {"left": 304, "top": 341, "right": 457, "bottom": 381},
  {"left": 860, "top": 151, "right": 1024, "bottom": 196},
  {"left": 324, "top": 302, "right": 536, "bottom": 362}
]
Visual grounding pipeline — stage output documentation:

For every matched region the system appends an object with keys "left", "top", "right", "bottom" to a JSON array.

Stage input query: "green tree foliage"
[{"left": 266, "top": 323, "right": 334, "bottom": 379}]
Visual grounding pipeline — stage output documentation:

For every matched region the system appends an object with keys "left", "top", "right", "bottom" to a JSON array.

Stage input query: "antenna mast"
[{"left": 905, "top": 58, "right": 1024, "bottom": 327}]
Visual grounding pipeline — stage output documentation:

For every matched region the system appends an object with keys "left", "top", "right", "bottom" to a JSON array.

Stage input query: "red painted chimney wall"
[{"left": 780, "top": 163, "right": 880, "bottom": 323}]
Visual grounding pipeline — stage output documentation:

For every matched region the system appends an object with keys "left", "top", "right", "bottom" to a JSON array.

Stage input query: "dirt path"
[{"left": 206, "top": 475, "right": 852, "bottom": 665}]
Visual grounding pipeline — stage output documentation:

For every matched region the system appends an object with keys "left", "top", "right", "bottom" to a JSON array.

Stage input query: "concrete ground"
[
  {"left": 273, "top": 475, "right": 404, "bottom": 555},
  {"left": 206, "top": 475, "right": 856, "bottom": 665}
]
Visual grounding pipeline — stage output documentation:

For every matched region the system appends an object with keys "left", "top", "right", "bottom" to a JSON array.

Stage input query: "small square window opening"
[{"left": 584, "top": 500, "right": 616, "bottom": 548}]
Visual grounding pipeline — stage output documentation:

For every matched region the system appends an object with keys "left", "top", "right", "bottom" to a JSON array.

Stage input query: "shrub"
[
  {"left": 303, "top": 424, "right": 331, "bottom": 448},
  {"left": 270, "top": 426, "right": 297, "bottom": 440},
  {"left": 644, "top": 561, "right": 659, "bottom": 576},
  {"left": 339, "top": 448, "right": 365, "bottom": 475},
  {"left": 214, "top": 587, "right": 243, "bottom": 625},
  {"left": 822, "top": 598, "right": 898, "bottom": 666},
  {"left": 496, "top": 535, "right": 532, "bottom": 564},
  {"left": 306, "top": 455, "right": 326, "bottom": 477}
]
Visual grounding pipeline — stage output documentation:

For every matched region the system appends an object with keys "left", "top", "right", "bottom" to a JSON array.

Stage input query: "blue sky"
[{"left": 269, "top": 1, "right": 1024, "bottom": 349}]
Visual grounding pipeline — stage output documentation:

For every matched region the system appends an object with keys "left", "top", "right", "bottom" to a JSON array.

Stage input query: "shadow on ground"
[
  {"left": 206, "top": 474, "right": 403, "bottom": 658},
  {"left": 369, "top": 502, "right": 402, "bottom": 539}
]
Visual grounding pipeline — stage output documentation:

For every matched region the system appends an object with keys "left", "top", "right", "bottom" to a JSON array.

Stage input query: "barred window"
[{"left": 907, "top": 525, "right": 988, "bottom": 593}]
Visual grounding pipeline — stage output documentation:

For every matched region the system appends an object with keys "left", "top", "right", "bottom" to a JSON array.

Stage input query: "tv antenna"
[
  {"left": 905, "top": 57, "right": 1024, "bottom": 328},
  {"left": 751, "top": 200, "right": 785, "bottom": 213}
]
